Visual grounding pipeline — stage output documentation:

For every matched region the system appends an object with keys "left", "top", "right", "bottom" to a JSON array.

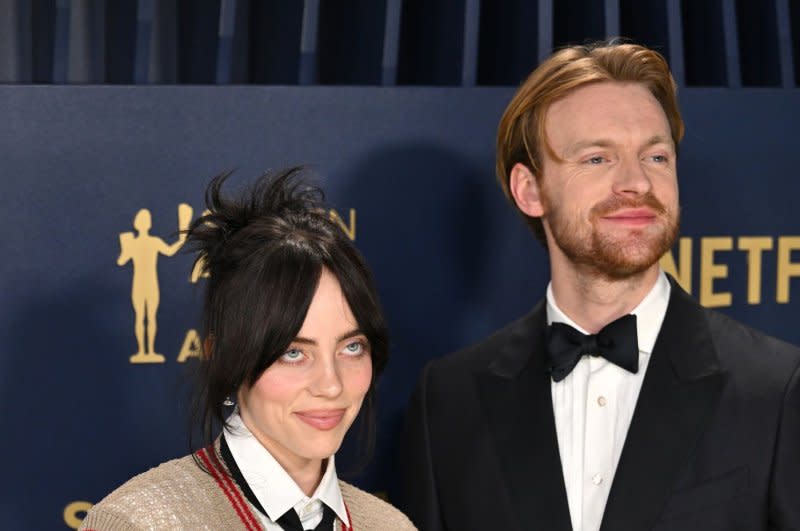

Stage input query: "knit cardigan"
[{"left": 79, "top": 445, "right": 416, "bottom": 531}]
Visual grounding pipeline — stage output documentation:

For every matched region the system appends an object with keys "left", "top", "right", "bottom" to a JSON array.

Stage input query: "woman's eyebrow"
[
  {"left": 337, "top": 329, "right": 364, "bottom": 342},
  {"left": 292, "top": 328, "right": 364, "bottom": 345}
]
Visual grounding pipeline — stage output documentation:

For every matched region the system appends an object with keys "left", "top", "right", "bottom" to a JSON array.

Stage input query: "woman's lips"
[{"left": 294, "top": 409, "right": 346, "bottom": 431}]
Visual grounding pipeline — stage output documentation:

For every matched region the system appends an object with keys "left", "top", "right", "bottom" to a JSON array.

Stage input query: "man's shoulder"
[
  {"left": 702, "top": 306, "right": 800, "bottom": 380},
  {"left": 427, "top": 304, "right": 544, "bottom": 376},
  {"left": 703, "top": 306, "right": 800, "bottom": 357},
  {"left": 664, "top": 279, "right": 800, "bottom": 385}
]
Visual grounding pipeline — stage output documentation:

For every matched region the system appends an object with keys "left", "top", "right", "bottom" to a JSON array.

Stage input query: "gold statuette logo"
[{"left": 117, "top": 205, "right": 192, "bottom": 363}]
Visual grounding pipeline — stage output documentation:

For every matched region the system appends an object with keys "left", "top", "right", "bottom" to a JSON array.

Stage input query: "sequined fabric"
[{"left": 79, "top": 448, "right": 416, "bottom": 531}]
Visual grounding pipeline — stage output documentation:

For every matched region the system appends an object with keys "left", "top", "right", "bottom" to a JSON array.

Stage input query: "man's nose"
[{"left": 612, "top": 155, "right": 652, "bottom": 196}]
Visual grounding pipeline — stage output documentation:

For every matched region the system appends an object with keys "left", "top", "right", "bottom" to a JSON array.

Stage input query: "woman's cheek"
[{"left": 347, "top": 357, "right": 373, "bottom": 396}]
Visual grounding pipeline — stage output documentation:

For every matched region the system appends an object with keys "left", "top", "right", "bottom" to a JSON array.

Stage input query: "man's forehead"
[
  {"left": 543, "top": 83, "right": 671, "bottom": 147},
  {"left": 546, "top": 82, "right": 661, "bottom": 117}
]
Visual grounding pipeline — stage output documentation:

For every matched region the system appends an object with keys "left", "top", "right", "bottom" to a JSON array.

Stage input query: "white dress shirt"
[
  {"left": 225, "top": 412, "right": 350, "bottom": 530},
  {"left": 547, "top": 271, "right": 670, "bottom": 531}
]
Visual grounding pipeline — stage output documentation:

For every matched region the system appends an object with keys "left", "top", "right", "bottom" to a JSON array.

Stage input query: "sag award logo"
[{"left": 117, "top": 205, "right": 193, "bottom": 363}]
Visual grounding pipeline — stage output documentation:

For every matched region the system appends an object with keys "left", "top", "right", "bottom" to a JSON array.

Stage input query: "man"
[{"left": 400, "top": 41, "right": 799, "bottom": 531}]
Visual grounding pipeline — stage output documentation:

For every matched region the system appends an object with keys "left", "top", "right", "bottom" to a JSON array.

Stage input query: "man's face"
[{"left": 538, "top": 81, "right": 679, "bottom": 280}]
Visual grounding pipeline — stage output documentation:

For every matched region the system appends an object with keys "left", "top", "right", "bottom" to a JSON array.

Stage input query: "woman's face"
[{"left": 238, "top": 268, "right": 373, "bottom": 475}]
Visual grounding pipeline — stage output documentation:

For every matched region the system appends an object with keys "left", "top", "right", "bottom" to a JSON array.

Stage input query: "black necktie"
[
  {"left": 276, "top": 503, "right": 336, "bottom": 531},
  {"left": 546, "top": 314, "right": 639, "bottom": 382}
]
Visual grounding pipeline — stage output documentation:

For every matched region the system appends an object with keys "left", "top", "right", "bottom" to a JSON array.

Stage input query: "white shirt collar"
[
  {"left": 224, "top": 412, "right": 350, "bottom": 527},
  {"left": 546, "top": 269, "right": 671, "bottom": 355}
]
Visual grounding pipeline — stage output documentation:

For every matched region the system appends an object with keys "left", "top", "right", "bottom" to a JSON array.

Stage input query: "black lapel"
[
  {"left": 476, "top": 301, "right": 572, "bottom": 531},
  {"left": 600, "top": 277, "right": 728, "bottom": 531}
]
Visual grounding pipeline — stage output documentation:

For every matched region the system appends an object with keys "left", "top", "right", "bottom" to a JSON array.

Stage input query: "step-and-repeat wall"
[{"left": 1, "top": 86, "right": 798, "bottom": 529}]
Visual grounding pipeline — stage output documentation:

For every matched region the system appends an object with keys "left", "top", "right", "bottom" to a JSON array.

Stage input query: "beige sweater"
[{"left": 80, "top": 447, "right": 416, "bottom": 531}]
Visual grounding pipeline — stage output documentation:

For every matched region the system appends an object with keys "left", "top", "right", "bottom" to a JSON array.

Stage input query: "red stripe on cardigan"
[
  {"left": 206, "top": 445, "right": 265, "bottom": 531},
  {"left": 342, "top": 501, "right": 353, "bottom": 531},
  {"left": 197, "top": 447, "right": 260, "bottom": 531}
]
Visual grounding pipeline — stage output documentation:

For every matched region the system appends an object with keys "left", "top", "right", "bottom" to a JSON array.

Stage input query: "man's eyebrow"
[
  {"left": 563, "top": 139, "right": 614, "bottom": 157},
  {"left": 292, "top": 328, "right": 364, "bottom": 345},
  {"left": 643, "top": 134, "right": 674, "bottom": 148},
  {"left": 564, "top": 135, "right": 674, "bottom": 157}
]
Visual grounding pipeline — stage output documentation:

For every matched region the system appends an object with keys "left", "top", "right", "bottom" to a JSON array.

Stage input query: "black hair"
[{"left": 186, "top": 167, "right": 388, "bottom": 466}]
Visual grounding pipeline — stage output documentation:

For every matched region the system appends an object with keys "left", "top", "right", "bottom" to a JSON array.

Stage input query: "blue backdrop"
[{"left": 1, "top": 86, "right": 798, "bottom": 529}]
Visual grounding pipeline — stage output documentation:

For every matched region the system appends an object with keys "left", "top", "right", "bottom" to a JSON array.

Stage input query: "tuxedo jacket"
[{"left": 400, "top": 279, "right": 800, "bottom": 530}]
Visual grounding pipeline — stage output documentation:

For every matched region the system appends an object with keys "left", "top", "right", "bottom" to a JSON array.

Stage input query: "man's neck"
[{"left": 549, "top": 263, "right": 661, "bottom": 333}]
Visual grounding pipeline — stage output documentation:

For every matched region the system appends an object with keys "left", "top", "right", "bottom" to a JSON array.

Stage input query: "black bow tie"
[{"left": 546, "top": 314, "right": 639, "bottom": 382}]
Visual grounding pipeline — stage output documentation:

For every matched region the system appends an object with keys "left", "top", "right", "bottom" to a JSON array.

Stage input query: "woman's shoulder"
[
  {"left": 339, "top": 481, "right": 417, "bottom": 531},
  {"left": 79, "top": 453, "right": 238, "bottom": 530}
]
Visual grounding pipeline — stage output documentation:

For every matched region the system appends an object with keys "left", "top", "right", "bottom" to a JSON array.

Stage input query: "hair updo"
[{"left": 186, "top": 167, "right": 388, "bottom": 459}]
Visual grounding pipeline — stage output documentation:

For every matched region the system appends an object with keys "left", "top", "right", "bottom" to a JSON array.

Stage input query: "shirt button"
[
  {"left": 597, "top": 396, "right": 607, "bottom": 407},
  {"left": 592, "top": 473, "right": 603, "bottom": 485}
]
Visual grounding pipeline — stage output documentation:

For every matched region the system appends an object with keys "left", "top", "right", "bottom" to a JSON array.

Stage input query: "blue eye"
[
  {"left": 281, "top": 348, "right": 304, "bottom": 363},
  {"left": 586, "top": 156, "right": 605, "bottom": 165},
  {"left": 343, "top": 341, "right": 364, "bottom": 356},
  {"left": 651, "top": 154, "right": 668, "bottom": 163}
]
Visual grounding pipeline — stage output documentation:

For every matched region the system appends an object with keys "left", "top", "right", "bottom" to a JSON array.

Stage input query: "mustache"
[{"left": 590, "top": 192, "right": 668, "bottom": 218}]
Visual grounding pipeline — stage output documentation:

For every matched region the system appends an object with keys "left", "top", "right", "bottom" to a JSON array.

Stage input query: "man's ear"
[{"left": 509, "top": 163, "right": 544, "bottom": 217}]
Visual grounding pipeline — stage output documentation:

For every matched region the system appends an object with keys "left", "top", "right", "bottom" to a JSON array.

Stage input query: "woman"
[{"left": 81, "top": 168, "right": 416, "bottom": 530}]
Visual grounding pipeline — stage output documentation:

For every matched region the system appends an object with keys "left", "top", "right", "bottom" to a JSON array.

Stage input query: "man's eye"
[
  {"left": 651, "top": 155, "right": 668, "bottom": 163},
  {"left": 586, "top": 156, "right": 605, "bottom": 164}
]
